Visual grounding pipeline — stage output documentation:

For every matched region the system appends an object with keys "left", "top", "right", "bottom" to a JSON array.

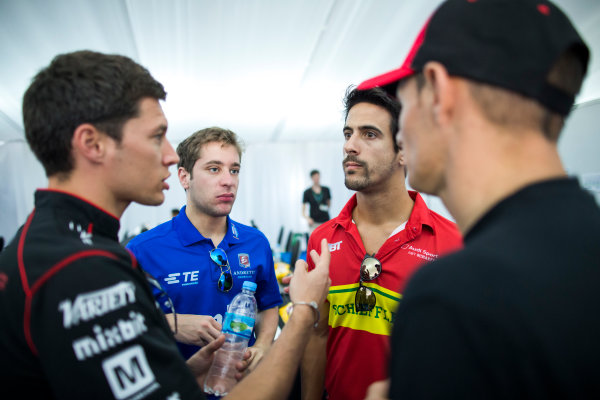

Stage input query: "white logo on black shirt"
[
  {"left": 68, "top": 221, "right": 93, "bottom": 245},
  {"left": 102, "top": 345, "right": 159, "bottom": 399},
  {"left": 59, "top": 282, "right": 136, "bottom": 329},
  {"left": 72, "top": 311, "right": 147, "bottom": 361}
]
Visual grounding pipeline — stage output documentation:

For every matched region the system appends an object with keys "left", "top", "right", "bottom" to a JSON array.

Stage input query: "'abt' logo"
[
  {"left": 329, "top": 241, "right": 342, "bottom": 252},
  {"left": 102, "top": 345, "right": 158, "bottom": 399}
]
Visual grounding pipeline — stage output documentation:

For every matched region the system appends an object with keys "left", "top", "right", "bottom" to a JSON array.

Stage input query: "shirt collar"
[
  {"left": 35, "top": 189, "right": 121, "bottom": 242},
  {"left": 406, "top": 191, "right": 437, "bottom": 234},
  {"left": 174, "top": 206, "right": 242, "bottom": 248},
  {"left": 334, "top": 191, "right": 437, "bottom": 234}
]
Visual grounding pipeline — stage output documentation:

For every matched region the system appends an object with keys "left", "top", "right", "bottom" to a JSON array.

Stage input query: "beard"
[
  {"left": 343, "top": 155, "right": 371, "bottom": 191},
  {"left": 343, "top": 154, "right": 398, "bottom": 192},
  {"left": 345, "top": 170, "right": 371, "bottom": 191}
]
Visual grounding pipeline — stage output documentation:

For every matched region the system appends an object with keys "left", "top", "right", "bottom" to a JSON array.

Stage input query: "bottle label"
[{"left": 222, "top": 312, "right": 255, "bottom": 339}]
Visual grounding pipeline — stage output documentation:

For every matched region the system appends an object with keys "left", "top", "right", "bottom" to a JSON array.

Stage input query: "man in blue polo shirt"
[{"left": 127, "top": 127, "right": 281, "bottom": 371}]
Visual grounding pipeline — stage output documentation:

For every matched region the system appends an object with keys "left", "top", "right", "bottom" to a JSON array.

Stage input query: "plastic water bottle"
[{"left": 204, "top": 281, "right": 257, "bottom": 396}]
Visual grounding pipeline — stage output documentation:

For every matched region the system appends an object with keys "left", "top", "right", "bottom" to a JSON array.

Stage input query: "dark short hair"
[
  {"left": 343, "top": 86, "right": 401, "bottom": 152},
  {"left": 176, "top": 127, "right": 244, "bottom": 177},
  {"left": 310, "top": 169, "right": 320, "bottom": 177},
  {"left": 22, "top": 50, "right": 166, "bottom": 177},
  {"left": 467, "top": 48, "right": 586, "bottom": 141}
]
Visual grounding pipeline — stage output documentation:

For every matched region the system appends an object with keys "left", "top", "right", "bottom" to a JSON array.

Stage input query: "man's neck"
[
  {"left": 352, "top": 178, "right": 415, "bottom": 254},
  {"left": 441, "top": 126, "right": 566, "bottom": 235},
  {"left": 185, "top": 205, "right": 229, "bottom": 247},
  {"left": 48, "top": 173, "right": 127, "bottom": 218},
  {"left": 354, "top": 183, "right": 414, "bottom": 226}
]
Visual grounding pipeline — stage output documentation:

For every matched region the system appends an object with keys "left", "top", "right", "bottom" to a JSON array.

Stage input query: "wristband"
[{"left": 291, "top": 301, "right": 320, "bottom": 327}]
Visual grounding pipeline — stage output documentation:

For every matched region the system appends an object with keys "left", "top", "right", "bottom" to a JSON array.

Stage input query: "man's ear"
[
  {"left": 422, "top": 61, "right": 456, "bottom": 128},
  {"left": 396, "top": 143, "right": 406, "bottom": 166},
  {"left": 71, "top": 123, "right": 108, "bottom": 164},
  {"left": 178, "top": 166, "right": 190, "bottom": 190}
]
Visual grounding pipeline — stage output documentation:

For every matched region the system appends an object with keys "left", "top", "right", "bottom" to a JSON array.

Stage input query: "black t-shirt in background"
[{"left": 303, "top": 186, "right": 331, "bottom": 223}]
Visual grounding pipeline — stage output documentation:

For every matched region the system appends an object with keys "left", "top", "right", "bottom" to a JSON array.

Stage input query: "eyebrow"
[
  {"left": 343, "top": 124, "right": 383, "bottom": 133},
  {"left": 203, "top": 160, "right": 241, "bottom": 168}
]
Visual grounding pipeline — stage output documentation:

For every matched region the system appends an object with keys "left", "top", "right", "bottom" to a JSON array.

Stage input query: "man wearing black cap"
[{"left": 359, "top": 0, "right": 600, "bottom": 398}]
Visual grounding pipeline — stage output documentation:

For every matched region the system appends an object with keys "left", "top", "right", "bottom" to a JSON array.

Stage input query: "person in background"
[
  {"left": 302, "top": 169, "right": 331, "bottom": 234},
  {"left": 359, "top": 0, "right": 600, "bottom": 398},
  {"left": 172, "top": 208, "right": 180, "bottom": 218},
  {"left": 0, "top": 49, "right": 332, "bottom": 400},
  {"left": 127, "top": 127, "right": 282, "bottom": 371},
  {"left": 300, "top": 87, "right": 462, "bottom": 400}
]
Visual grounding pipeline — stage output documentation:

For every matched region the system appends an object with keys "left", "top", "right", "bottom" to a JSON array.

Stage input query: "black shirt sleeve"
[
  {"left": 323, "top": 187, "right": 331, "bottom": 203},
  {"left": 303, "top": 188, "right": 310, "bottom": 204}
]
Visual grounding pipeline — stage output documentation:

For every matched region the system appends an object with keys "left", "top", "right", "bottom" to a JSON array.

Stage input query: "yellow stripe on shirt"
[{"left": 327, "top": 283, "right": 402, "bottom": 336}]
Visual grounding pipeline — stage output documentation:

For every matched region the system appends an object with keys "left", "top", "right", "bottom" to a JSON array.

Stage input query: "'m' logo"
[
  {"left": 102, "top": 345, "right": 158, "bottom": 399},
  {"left": 238, "top": 253, "right": 250, "bottom": 268}
]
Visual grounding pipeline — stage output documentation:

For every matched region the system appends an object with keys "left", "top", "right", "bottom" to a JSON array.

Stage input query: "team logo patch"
[
  {"left": 102, "top": 345, "right": 159, "bottom": 399},
  {"left": 0, "top": 272, "right": 8, "bottom": 290},
  {"left": 59, "top": 281, "right": 136, "bottom": 329},
  {"left": 238, "top": 253, "right": 251, "bottom": 268}
]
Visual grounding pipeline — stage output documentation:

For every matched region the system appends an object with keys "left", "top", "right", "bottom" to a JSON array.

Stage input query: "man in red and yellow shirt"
[{"left": 301, "top": 87, "right": 462, "bottom": 400}]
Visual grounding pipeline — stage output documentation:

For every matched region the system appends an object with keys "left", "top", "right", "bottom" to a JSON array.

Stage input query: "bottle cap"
[{"left": 242, "top": 281, "right": 257, "bottom": 292}]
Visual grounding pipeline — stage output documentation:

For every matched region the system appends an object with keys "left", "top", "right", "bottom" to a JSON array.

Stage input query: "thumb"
[
  {"left": 199, "top": 334, "right": 225, "bottom": 358},
  {"left": 294, "top": 259, "right": 308, "bottom": 278},
  {"left": 310, "top": 238, "right": 330, "bottom": 270}
]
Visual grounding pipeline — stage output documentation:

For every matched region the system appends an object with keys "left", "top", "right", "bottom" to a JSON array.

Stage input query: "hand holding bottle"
[{"left": 186, "top": 334, "right": 251, "bottom": 387}]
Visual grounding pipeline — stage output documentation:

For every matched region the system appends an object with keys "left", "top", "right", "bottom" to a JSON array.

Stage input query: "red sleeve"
[{"left": 306, "top": 234, "right": 317, "bottom": 272}]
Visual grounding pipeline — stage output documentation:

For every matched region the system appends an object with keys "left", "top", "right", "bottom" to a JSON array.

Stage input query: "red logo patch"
[
  {"left": 238, "top": 254, "right": 251, "bottom": 268},
  {"left": 0, "top": 272, "right": 8, "bottom": 290},
  {"left": 537, "top": 4, "right": 550, "bottom": 16}
]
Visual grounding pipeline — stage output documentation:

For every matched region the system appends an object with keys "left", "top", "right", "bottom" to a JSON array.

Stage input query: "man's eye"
[{"left": 231, "top": 169, "right": 240, "bottom": 175}]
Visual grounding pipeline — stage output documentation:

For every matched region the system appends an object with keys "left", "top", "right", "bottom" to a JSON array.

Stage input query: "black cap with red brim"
[{"left": 358, "top": 0, "right": 589, "bottom": 116}]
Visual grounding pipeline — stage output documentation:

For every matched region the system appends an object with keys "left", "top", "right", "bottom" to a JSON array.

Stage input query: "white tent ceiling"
[{"left": 1, "top": 0, "right": 600, "bottom": 147}]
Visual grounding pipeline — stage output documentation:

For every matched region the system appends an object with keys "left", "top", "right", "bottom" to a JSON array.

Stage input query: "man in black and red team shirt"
[
  {"left": 0, "top": 50, "right": 331, "bottom": 400},
  {"left": 359, "top": 0, "right": 600, "bottom": 399}
]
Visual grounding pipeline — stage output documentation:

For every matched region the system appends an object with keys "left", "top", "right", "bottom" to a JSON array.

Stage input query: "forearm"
[
  {"left": 300, "top": 302, "right": 329, "bottom": 400},
  {"left": 225, "top": 307, "right": 315, "bottom": 400},
  {"left": 254, "top": 307, "right": 279, "bottom": 348},
  {"left": 164, "top": 313, "right": 177, "bottom": 335},
  {"left": 300, "top": 334, "right": 327, "bottom": 400}
]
